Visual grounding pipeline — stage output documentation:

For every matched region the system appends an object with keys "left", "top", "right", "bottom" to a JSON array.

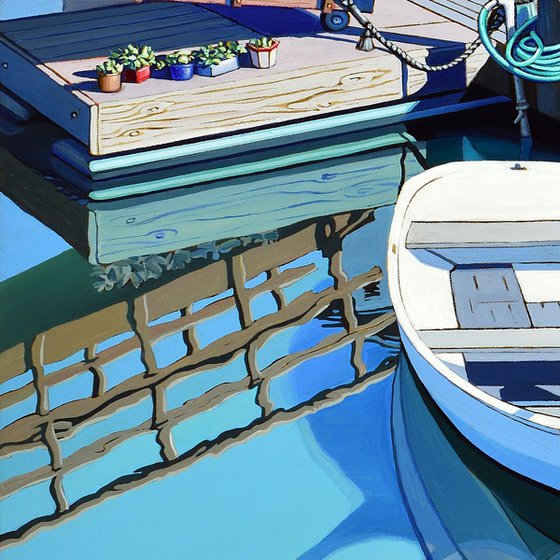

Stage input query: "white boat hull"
[
  {"left": 388, "top": 161, "right": 560, "bottom": 492},
  {"left": 401, "top": 328, "right": 560, "bottom": 490}
]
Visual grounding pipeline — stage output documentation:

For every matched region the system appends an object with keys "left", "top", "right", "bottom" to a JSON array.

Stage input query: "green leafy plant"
[
  {"left": 96, "top": 59, "right": 123, "bottom": 75},
  {"left": 166, "top": 50, "right": 194, "bottom": 66},
  {"left": 194, "top": 46, "right": 226, "bottom": 67},
  {"left": 217, "top": 41, "right": 246, "bottom": 57},
  {"left": 110, "top": 44, "right": 155, "bottom": 69},
  {"left": 154, "top": 55, "right": 167, "bottom": 71},
  {"left": 194, "top": 41, "right": 246, "bottom": 67},
  {"left": 248, "top": 37, "right": 278, "bottom": 49}
]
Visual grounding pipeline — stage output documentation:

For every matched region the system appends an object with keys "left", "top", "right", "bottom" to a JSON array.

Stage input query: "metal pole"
[{"left": 502, "top": 0, "right": 532, "bottom": 154}]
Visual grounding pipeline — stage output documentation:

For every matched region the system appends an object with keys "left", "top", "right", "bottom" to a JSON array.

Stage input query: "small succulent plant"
[
  {"left": 110, "top": 44, "right": 155, "bottom": 69},
  {"left": 248, "top": 37, "right": 278, "bottom": 49},
  {"left": 154, "top": 55, "right": 168, "bottom": 71},
  {"left": 96, "top": 59, "right": 123, "bottom": 75},
  {"left": 166, "top": 50, "right": 194, "bottom": 66},
  {"left": 194, "top": 41, "right": 246, "bottom": 67},
  {"left": 217, "top": 41, "right": 246, "bottom": 57}
]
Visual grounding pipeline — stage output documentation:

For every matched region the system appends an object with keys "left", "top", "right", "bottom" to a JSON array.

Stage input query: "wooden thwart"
[
  {"left": 406, "top": 221, "right": 560, "bottom": 249},
  {"left": 419, "top": 327, "right": 560, "bottom": 352}
]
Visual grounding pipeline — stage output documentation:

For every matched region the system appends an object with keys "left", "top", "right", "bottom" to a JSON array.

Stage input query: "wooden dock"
[{"left": 0, "top": 0, "right": 504, "bottom": 155}]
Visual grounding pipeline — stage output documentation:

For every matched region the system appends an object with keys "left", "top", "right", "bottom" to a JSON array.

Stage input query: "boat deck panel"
[
  {"left": 0, "top": 0, "right": 498, "bottom": 155},
  {"left": 451, "top": 266, "right": 532, "bottom": 329},
  {"left": 527, "top": 302, "right": 560, "bottom": 328}
]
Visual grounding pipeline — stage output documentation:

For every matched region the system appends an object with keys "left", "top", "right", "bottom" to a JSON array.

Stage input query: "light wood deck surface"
[{"left": 0, "top": 0, "right": 500, "bottom": 155}]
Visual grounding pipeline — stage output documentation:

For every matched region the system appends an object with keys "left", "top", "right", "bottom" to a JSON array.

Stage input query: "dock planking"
[{"left": 0, "top": 0, "right": 504, "bottom": 155}]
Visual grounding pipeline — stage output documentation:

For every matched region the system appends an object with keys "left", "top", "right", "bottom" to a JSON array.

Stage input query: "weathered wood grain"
[
  {"left": 88, "top": 144, "right": 424, "bottom": 262},
  {"left": 406, "top": 0, "right": 506, "bottom": 43},
  {"left": 96, "top": 52, "right": 406, "bottom": 154},
  {"left": 1, "top": 0, "right": 496, "bottom": 155}
]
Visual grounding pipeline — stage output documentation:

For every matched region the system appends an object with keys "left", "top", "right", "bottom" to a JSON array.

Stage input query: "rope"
[
  {"left": 339, "top": 0, "right": 505, "bottom": 72},
  {"left": 478, "top": 1, "right": 560, "bottom": 83}
]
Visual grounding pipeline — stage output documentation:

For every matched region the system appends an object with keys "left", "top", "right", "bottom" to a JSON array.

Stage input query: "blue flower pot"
[
  {"left": 169, "top": 63, "right": 194, "bottom": 81},
  {"left": 151, "top": 67, "right": 169, "bottom": 80}
]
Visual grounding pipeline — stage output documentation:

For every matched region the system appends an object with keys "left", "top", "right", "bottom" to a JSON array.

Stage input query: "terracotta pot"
[
  {"left": 247, "top": 40, "right": 279, "bottom": 69},
  {"left": 97, "top": 72, "right": 122, "bottom": 93},
  {"left": 123, "top": 65, "right": 151, "bottom": 83}
]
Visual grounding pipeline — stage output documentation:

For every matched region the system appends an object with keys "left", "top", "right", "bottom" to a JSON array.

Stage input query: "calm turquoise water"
[{"left": 1, "top": 89, "right": 560, "bottom": 560}]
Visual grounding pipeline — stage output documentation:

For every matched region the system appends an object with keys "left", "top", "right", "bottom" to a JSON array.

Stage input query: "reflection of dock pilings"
[{"left": 0, "top": 211, "right": 397, "bottom": 549}]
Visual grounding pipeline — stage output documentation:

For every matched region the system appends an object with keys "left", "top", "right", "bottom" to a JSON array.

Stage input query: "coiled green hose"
[{"left": 478, "top": 1, "right": 560, "bottom": 82}]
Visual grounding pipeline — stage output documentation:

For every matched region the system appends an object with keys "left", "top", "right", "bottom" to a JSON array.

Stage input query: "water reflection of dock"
[
  {"left": 0, "top": 121, "right": 425, "bottom": 262},
  {"left": 0, "top": 209, "right": 398, "bottom": 548}
]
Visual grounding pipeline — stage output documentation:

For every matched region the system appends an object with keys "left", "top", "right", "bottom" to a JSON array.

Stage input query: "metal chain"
[{"left": 339, "top": 0, "right": 505, "bottom": 72}]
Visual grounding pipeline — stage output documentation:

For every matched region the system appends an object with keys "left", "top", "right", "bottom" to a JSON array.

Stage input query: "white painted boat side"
[{"left": 388, "top": 161, "right": 560, "bottom": 491}]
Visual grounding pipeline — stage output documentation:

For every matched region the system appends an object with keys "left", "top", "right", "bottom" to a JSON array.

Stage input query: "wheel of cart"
[
  {"left": 320, "top": 10, "right": 350, "bottom": 31},
  {"left": 318, "top": 0, "right": 374, "bottom": 31}
]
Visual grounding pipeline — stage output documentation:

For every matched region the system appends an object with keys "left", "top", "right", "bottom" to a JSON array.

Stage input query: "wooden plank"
[
  {"left": 32, "top": 19, "right": 247, "bottom": 62},
  {"left": 0, "top": 37, "right": 93, "bottom": 144},
  {"left": 42, "top": 303, "right": 130, "bottom": 364},
  {"left": 3, "top": 3, "right": 197, "bottom": 41},
  {"left": 0, "top": 2, "right": 180, "bottom": 33},
  {"left": 95, "top": 48, "right": 405, "bottom": 154},
  {"left": 0, "top": 343, "right": 26, "bottom": 385},
  {"left": 419, "top": 327, "right": 560, "bottom": 352},
  {"left": 88, "top": 145, "right": 416, "bottom": 262},
  {"left": 13, "top": 7, "right": 216, "bottom": 50},
  {"left": 406, "top": 221, "right": 560, "bottom": 249},
  {"left": 406, "top": 0, "right": 506, "bottom": 42}
]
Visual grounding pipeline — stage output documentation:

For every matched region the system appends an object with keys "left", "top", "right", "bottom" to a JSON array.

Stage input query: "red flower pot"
[{"left": 122, "top": 65, "right": 151, "bottom": 83}]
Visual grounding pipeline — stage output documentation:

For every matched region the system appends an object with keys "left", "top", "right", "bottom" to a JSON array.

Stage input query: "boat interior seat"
[
  {"left": 417, "top": 327, "right": 560, "bottom": 353},
  {"left": 405, "top": 221, "right": 560, "bottom": 250}
]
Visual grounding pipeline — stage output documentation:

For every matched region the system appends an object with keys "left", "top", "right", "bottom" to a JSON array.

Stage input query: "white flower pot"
[{"left": 247, "top": 41, "right": 279, "bottom": 69}]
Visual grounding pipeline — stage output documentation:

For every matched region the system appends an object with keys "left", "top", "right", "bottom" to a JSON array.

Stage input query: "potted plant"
[
  {"left": 247, "top": 37, "right": 280, "bottom": 69},
  {"left": 166, "top": 50, "right": 195, "bottom": 80},
  {"left": 152, "top": 55, "right": 168, "bottom": 79},
  {"left": 195, "top": 41, "right": 245, "bottom": 77},
  {"left": 96, "top": 59, "right": 123, "bottom": 92},
  {"left": 110, "top": 44, "right": 155, "bottom": 83}
]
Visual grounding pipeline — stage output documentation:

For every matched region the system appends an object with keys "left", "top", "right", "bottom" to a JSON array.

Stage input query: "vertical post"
[
  {"left": 44, "top": 422, "right": 69, "bottom": 513},
  {"left": 152, "top": 384, "right": 177, "bottom": 462},
  {"left": 130, "top": 296, "right": 158, "bottom": 376},
  {"left": 180, "top": 303, "right": 199, "bottom": 356},
  {"left": 268, "top": 268, "right": 286, "bottom": 310},
  {"left": 230, "top": 254, "right": 253, "bottom": 328},
  {"left": 30, "top": 334, "right": 48, "bottom": 415},
  {"left": 537, "top": 0, "right": 560, "bottom": 120},
  {"left": 328, "top": 244, "right": 367, "bottom": 379},
  {"left": 86, "top": 343, "right": 107, "bottom": 397},
  {"left": 502, "top": 0, "right": 532, "bottom": 150}
]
